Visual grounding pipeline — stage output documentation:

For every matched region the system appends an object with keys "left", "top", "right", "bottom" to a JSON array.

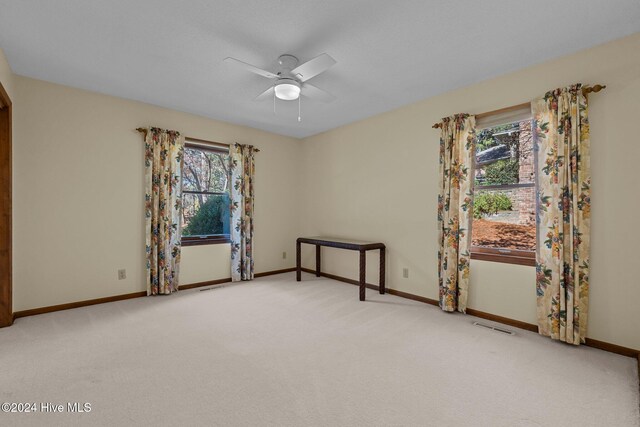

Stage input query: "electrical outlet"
[
  {"left": 118, "top": 269, "right": 126, "bottom": 280},
  {"left": 403, "top": 268, "right": 409, "bottom": 278},
  {"left": 282, "top": 251, "right": 287, "bottom": 259}
]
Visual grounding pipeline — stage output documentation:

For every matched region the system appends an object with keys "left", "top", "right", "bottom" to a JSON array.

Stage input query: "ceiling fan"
[{"left": 223, "top": 53, "right": 337, "bottom": 121}]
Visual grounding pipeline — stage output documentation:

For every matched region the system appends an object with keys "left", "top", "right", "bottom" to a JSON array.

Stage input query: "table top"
[{"left": 297, "top": 236, "right": 385, "bottom": 250}]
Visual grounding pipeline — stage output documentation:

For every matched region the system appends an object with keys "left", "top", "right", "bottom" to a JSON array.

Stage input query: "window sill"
[
  {"left": 182, "top": 236, "right": 231, "bottom": 247},
  {"left": 470, "top": 247, "right": 536, "bottom": 267}
]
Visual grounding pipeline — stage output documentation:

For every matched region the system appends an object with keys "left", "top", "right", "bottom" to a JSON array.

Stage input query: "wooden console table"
[{"left": 296, "top": 236, "right": 386, "bottom": 301}]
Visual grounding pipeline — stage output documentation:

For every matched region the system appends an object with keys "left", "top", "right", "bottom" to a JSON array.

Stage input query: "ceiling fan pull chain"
[
  {"left": 273, "top": 86, "right": 276, "bottom": 114},
  {"left": 298, "top": 95, "right": 302, "bottom": 122}
]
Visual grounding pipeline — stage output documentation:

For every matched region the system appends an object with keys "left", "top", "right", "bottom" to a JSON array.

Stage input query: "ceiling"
[{"left": 1, "top": 1, "right": 639, "bottom": 138}]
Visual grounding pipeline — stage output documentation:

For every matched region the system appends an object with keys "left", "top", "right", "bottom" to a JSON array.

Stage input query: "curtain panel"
[
  {"left": 230, "top": 143, "right": 257, "bottom": 282},
  {"left": 533, "top": 84, "right": 591, "bottom": 345},
  {"left": 437, "top": 114, "right": 476, "bottom": 313},
  {"left": 144, "top": 127, "right": 184, "bottom": 295}
]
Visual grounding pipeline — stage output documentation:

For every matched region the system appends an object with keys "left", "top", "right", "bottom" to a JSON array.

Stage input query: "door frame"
[{"left": 0, "top": 80, "right": 12, "bottom": 327}]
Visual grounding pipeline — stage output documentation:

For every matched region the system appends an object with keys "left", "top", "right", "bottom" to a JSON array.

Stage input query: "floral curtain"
[
  {"left": 533, "top": 84, "right": 591, "bottom": 345},
  {"left": 437, "top": 114, "right": 476, "bottom": 312},
  {"left": 230, "top": 143, "right": 257, "bottom": 282},
  {"left": 144, "top": 127, "right": 184, "bottom": 295}
]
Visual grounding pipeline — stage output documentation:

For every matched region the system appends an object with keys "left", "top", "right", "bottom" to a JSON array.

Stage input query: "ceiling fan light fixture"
[{"left": 274, "top": 79, "right": 300, "bottom": 100}]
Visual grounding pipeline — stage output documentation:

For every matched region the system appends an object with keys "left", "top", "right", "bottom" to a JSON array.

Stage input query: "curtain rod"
[
  {"left": 431, "top": 84, "right": 606, "bottom": 129},
  {"left": 136, "top": 128, "right": 259, "bottom": 152}
]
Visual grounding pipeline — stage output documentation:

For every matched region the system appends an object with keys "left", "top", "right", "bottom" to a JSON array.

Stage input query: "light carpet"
[{"left": 1, "top": 272, "right": 638, "bottom": 426}]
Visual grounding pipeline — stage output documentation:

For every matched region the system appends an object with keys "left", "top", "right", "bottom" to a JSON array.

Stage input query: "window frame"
[
  {"left": 470, "top": 118, "right": 536, "bottom": 267},
  {"left": 181, "top": 138, "right": 231, "bottom": 247}
]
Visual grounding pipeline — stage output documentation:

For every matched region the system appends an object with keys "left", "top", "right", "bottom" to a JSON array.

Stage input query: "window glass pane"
[
  {"left": 475, "top": 119, "right": 534, "bottom": 186},
  {"left": 183, "top": 147, "right": 230, "bottom": 193},
  {"left": 182, "top": 193, "right": 230, "bottom": 237},
  {"left": 471, "top": 188, "right": 536, "bottom": 251}
]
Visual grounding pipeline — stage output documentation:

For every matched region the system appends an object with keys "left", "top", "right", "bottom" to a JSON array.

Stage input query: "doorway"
[{"left": 0, "top": 80, "right": 12, "bottom": 327}]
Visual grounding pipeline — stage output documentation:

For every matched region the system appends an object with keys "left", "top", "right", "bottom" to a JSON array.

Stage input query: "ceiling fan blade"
[
  {"left": 254, "top": 86, "right": 274, "bottom": 101},
  {"left": 291, "top": 53, "right": 336, "bottom": 82},
  {"left": 301, "top": 83, "right": 336, "bottom": 103},
  {"left": 223, "top": 57, "right": 278, "bottom": 79}
]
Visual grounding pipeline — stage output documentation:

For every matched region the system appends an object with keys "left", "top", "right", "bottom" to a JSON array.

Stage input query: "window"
[
  {"left": 181, "top": 139, "right": 230, "bottom": 246},
  {"left": 471, "top": 111, "right": 536, "bottom": 266}
]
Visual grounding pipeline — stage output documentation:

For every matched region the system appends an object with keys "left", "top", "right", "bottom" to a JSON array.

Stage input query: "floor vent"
[
  {"left": 199, "top": 286, "right": 225, "bottom": 292},
  {"left": 473, "top": 321, "right": 515, "bottom": 335}
]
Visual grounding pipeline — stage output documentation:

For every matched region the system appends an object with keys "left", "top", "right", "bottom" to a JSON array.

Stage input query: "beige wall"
[
  {"left": 0, "top": 48, "right": 14, "bottom": 100},
  {"left": 300, "top": 33, "right": 640, "bottom": 350},
  {"left": 12, "top": 76, "right": 301, "bottom": 311}
]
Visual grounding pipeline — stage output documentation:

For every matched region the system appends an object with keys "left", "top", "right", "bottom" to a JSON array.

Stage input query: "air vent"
[
  {"left": 473, "top": 321, "right": 515, "bottom": 335},
  {"left": 199, "top": 285, "right": 226, "bottom": 292}
]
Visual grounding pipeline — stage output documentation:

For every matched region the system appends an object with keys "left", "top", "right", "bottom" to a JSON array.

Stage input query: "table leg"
[
  {"left": 379, "top": 247, "right": 386, "bottom": 294},
  {"left": 296, "top": 240, "right": 301, "bottom": 281},
  {"left": 315, "top": 245, "right": 321, "bottom": 277},
  {"left": 359, "top": 250, "right": 366, "bottom": 301}
]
